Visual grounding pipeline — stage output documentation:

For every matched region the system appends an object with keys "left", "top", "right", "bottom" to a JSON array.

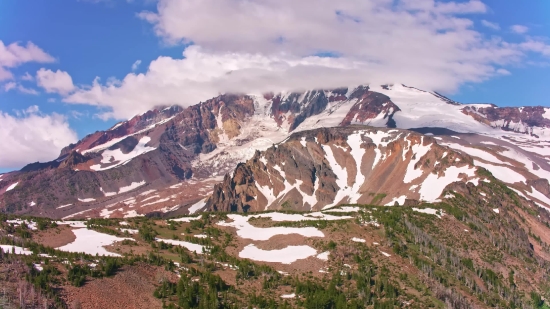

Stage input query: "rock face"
[
  {"left": 206, "top": 126, "right": 482, "bottom": 212},
  {"left": 2, "top": 83, "right": 550, "bottom": 218},
  {"left": 462, "top": 105, "right": 550, "bottom": 137}
]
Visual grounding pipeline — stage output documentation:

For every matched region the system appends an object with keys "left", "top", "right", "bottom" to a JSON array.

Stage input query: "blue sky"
[{"left": 0, "top": 0, "right": 549, "bottom": 172}]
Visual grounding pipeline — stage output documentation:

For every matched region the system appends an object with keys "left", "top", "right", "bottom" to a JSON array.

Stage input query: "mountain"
[
  {"left": 1, "top": 84, "right": 550, "bottom": 219},
  {"left": 2, "top": 84, "right": 550, "bottom": 308},
  {"left": 206, "top": 126, "right": 481, "bottom": 212}
]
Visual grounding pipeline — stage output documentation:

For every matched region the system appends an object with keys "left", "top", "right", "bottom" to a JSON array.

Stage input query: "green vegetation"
[{"left": 1, "top": 180, "right": 549, "bottom": 309}]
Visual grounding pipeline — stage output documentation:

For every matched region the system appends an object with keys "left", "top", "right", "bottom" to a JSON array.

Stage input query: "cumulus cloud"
[
  {"left": 511, "top": 25, "right": 529, "bottom": 34},
  {"left": 131, "top": 60, "right": 142, "bottom": 71},
  {"left": 481, "top": 20, "right": 500, "bottom": 30},
  {"left": 56, "top": 0, "right": 550, "bottom": 120},
  {"left": 0, "top": 41, "right": 55, "bottom": 81},
  {"left": 0, "top": 106, "right": 77, "bottom": 169},
  {"left": 36, "top": 68, "right": 75, "bottom": 95}
]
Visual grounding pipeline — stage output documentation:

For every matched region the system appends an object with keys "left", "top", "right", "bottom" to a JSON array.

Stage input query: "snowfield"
[
  {"left": 370, "top": 84, "right": 494, "bottom": 134},
  {"left": 218, "top": 214, "right": 325, "bottom": 241},
  {"left": 419, "top": 166, "right": 476, "bottom": 202},
  {"left": 442, "top": 142, "right": 505, "bottom": 166},
  {"left": 90, "top": 136, "right": 156, "bottom": 171},
  {"left": 473, "top": 160, "right": 526, "bottom": 184},
  {"left": 57, "top": 228, "right": 131, "bottom": 256},
  {"left": 239, "top": 244, "right": 317, "bottom": 264}
]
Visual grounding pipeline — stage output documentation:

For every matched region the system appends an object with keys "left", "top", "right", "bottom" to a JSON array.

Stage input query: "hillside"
[{"left": 1, "top": 173, "right": 549, "bottom": 308}]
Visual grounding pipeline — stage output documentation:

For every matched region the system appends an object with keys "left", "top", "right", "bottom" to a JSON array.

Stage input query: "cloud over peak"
[{"left": 52, "top": 0, "right": 550, "bottom": 120}]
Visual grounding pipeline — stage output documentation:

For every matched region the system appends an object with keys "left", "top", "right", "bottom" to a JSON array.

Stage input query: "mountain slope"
[
  {"left": 206, "top": 126, "right": 482, "bottom": 212},
  {"left": 1, "top": 84, "right": 550, "bottom": 218}
]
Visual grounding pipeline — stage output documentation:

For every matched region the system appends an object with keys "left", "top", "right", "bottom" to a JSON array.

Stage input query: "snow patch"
[
  {"left": 57, "top": 228, "right": 131, "bottom": 257},
  {"left": 281, "top": 293, "right": 296, "bottom": 299},
  {"left": 188, "top": 199, "right": 207, "bottom": 214},
  {"left": 412, "top": 208, "right": 443, "bottom": 219},
  {"left": 403, "top": 137, "right": 432, "bottom": 183},
  {"left": 419, "top": 166, "right": 476, "bottom": 202},
  {"left": 90, "top": 136, "right": 156, "bottom": 171},
  {"left": 5, "top": 182, "right": 18, "bottom": 191},
  {"left": 316, "top": 251, "right": 330, "bottom": 261},
  {"left": 119, "top": 181, "right": 146, "bottom": 194},
  {"left": 172, "top": 216, "right": 202, "bottom": 223},
  {"left": 473, "top": 161, "right": 526, "bottom": 184},
  {"left": 0, "top": 245, "right": 32, "bottom": 255},
  {"left": 156, "top": 238, "right": 204, "bottom": 253},
  {"left": 385, "top": 195, "right": 407, "bottom": 206},
  {"left": 239, "top": 244, "right": 317, "bottom": 264},
  {"left": 78, "top": 198, "right": 95, "bottom": 203},
  {"left": 218, "top": 214, "right": 325, "bottom": 241}
]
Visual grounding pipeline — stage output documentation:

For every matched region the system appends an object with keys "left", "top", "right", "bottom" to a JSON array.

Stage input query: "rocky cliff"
[{"left": 206, "top": 126, "right": 481, "bottom": 212}]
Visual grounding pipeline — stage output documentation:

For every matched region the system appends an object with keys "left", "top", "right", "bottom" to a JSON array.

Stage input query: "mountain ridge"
[{"left": 1, "top": 84, "right": 550, "bottom": 219}]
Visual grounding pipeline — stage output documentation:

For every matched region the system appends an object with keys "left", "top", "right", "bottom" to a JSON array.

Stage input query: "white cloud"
[
  {"left": 16, "top": 85, "right": 39, "bottom": 95},
  {"left": 21, "top": 72, "right": 34, "bottom": 81},
  {"left": 3, "top": 82, "right": 16, "bottom": 92},
  {"left": 496, "top": 68, "right": 511, "bottom": 75},
  {"left": 54, "top": 0, "right": 550, "bottom": 120},
  {"left": 138, "top": 0, "right": 488, "bottom": 55},
  {"left": 0, "top": 41, "right": 55, "bottom": 81},
  {"left": 36, "top": 68, "right": 75, "bottom": 95},
  {"left": 3, "top": 81, "right": 39, "bottom": 95},
  {"left": 520, "top": 40, "right": 550, "bottom": 56},
  {"left": 0, "top": 106, "right": 77, "bottom": 169},
  {"left": 481, "top": 20, "right": 499, "bottom": 30},
  {"left": 510, "top": 25, "right": 528, "bottom": 34},
  {"left": 131, "top": 60, "right": 142, "bottom": 71}
]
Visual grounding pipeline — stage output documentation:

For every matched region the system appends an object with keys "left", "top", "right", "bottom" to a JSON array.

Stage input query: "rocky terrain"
[
  {"left": 0, "top": 84, "right": 549, "bottom": 220},
  {"left": 207, "top": 126, "right": 480, "bottom": 212}
]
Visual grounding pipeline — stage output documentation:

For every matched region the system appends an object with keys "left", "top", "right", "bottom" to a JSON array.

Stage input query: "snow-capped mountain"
[
  {"left": 207, "top": 126, "right": 482, "bottom": 211},
  {"left": 1, "top": 84, "right": 550, "bottom": 218}
]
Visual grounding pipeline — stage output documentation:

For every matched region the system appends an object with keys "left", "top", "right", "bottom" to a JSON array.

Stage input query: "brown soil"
[
  {"left": 33, "top": 225, "right": 76, "bottom": 248},
  {"left": 60, "top": 263, "right": 176, "bottom": 309}
]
